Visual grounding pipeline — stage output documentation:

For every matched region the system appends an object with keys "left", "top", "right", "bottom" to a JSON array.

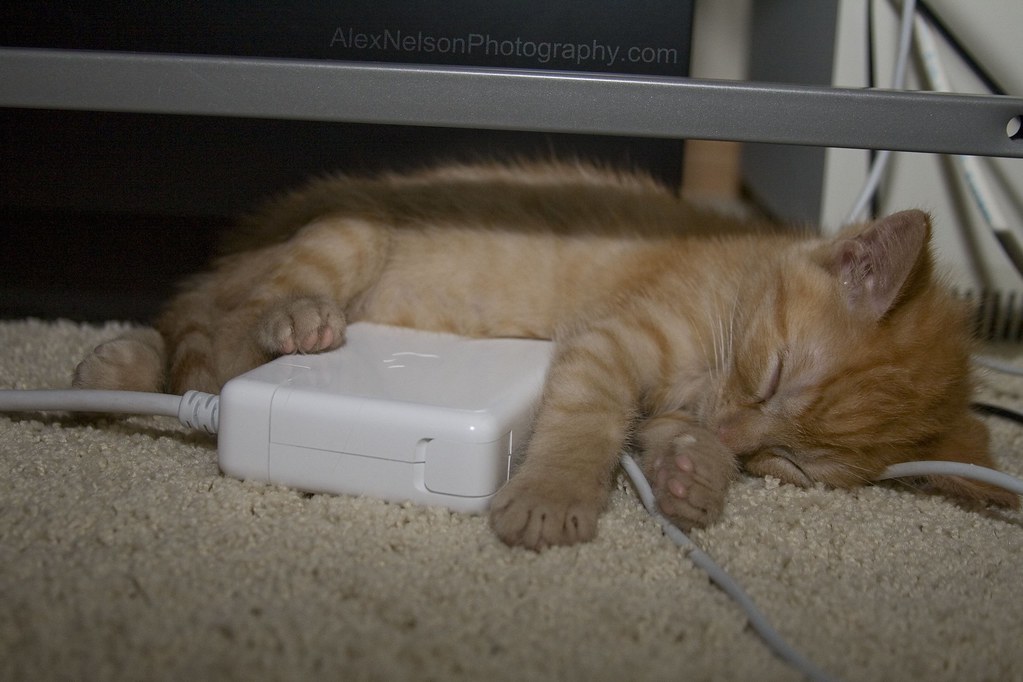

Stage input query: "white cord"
[
  {"left": 845, "top": 0, "right": 918, "bottom": 225},
  {"left": 622, "top": 450, "right": 1023, "bottom": 682},
  {"left": 878, "top": 460, "right": 1023, "bottom": 495},
  {"left": 0, "top": 389, "right": 220, "bottom": 434},
  {"left": 620, "top": 454, "right": 840, "bottom": 682}
]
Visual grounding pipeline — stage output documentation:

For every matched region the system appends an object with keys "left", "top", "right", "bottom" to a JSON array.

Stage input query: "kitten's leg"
[
  {"left": 73, "top": 327, "right": 166, "bottom": 392},
  {"left": 161, "top": 293, "right": 348, "bottom": 394},
  {"left": 490, "top": 316, "right": 664, "bottom": 549},
  {"left": 161, "top": 217, "right": 390, "bottom": 392},
  {"left": 634, "top": 411, "right": 737, "bottom": 531}
]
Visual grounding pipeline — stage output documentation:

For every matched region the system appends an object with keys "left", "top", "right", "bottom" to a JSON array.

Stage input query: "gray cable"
[
  {"left": 619, "top": 454, "right": 840, "bottom": 682},
  {"left": 878, "top": 460, "right": 1023, "bottom": 495},
  {"left": 845, "top": 0, "right": 918, "bottom": 224},
  {"left": 0, "top": 389, "right": 220, "bottom": 434},
  {"left": 621, "top": 451, "right": 1023, "bottom": 682}
]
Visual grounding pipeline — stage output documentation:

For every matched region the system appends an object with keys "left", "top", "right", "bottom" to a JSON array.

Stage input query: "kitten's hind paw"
[
  {"left": 257, "top": 297, "right": 347, "bottom": 356},
  {"left": 72, "top": 329, "right": 166, "bottom": 392}
]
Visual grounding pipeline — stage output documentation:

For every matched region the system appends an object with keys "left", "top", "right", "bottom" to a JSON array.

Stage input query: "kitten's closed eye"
[{"left": 754, "top": 352, "right": 784, "bottom": 404}]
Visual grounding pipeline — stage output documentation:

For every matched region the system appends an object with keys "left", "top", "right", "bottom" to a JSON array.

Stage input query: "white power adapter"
[{"left": 217, "top": 323, "right": 554, "bottom": 512}]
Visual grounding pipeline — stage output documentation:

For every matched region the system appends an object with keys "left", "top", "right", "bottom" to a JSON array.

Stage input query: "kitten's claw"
[
  {"left": 257, "top": 297, "right": 347, "bottom": 356},
  {"left": 489, "top": 471, "right": 605, "bottom": 550}
]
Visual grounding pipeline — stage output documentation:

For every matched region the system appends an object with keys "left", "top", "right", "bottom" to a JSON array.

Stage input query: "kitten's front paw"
[
  {"left": 257, "top": 297, "right": 346, "bottom": 356},
  {"left": 489, "top": 471, "right": 606, "bottom": 550},
  {"left": 643, "top": 430, "right": 735, "bottom": 531}
]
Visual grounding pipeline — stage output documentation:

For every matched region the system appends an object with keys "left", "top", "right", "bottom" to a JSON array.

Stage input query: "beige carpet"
[{"left": 2, "top": 318, "right": 1022, "bottom": 682}]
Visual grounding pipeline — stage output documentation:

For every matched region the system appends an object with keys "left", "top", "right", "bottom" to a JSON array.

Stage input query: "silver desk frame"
[{"left": 1, "top": 47, "right": 1021, "bottom": 159}]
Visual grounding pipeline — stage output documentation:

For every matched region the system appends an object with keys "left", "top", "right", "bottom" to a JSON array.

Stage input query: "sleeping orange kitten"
[{"left": 73, "top": 161, "right": 1018, "bottom": 549}]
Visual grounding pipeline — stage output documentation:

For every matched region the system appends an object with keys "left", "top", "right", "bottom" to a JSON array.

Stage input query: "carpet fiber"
[{"left": 2, "top": 318, "right": 1022, "bottom": 681}]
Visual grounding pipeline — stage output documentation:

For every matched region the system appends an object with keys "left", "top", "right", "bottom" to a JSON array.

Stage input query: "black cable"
[
  {"left": 866, "top": 0, "right": 879, "bottom": 219},
  {"left": 972, "top": 401, "right": 1023, "bottom": 426},
  {"left": 916, "top": 0, "right": 1008, "bottom": 96},
  {"left": 866, "top": 0, "right": 876, "bottom": 91}
]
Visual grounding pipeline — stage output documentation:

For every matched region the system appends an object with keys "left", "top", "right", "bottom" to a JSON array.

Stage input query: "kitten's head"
[{"left": 707, "top": 209, "right": 1018, "bottom": 509}]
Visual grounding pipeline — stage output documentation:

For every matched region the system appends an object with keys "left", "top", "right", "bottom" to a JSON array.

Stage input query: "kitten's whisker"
[
  {"left": 693, "top": 322, "right": 712, "bottom": 376},
  {"left": 726, "top": 294, "right": 739, "bottom": 364},
  {"left": 699, "top": 329, "right": 717, "bottom": 379},
  {"left": 828, "top": 458, "right": 878, "bottom": 486},
  {"left": 707, "top": 315, "right": 721, "bottom": 376},
  {"left": 716, "top": 314, "right": 727, "bottom": 374}
]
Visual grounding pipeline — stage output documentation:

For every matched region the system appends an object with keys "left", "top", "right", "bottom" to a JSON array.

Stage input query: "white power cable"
[
  {"left": 620, "top": 454, "right": 840, "bottom": 682},
  {"left": 844, "top": 0, "right": 918, "bottom": 225},
  {"left": 877, "top": 460, "right": 1023, "bottom": 495},
  {"left": 0, "top": 389, "right": 220, "bottom": 434},
  {"left": 622, "top": 451, "right": 1023, "bottom": 682}
]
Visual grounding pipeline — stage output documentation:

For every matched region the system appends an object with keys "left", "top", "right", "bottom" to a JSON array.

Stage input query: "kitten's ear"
[
  {"left": 920, "top": 414, "right": 1020, "bottom": 509},
  {"left": 825, "top": 210, "right": 931, "bottom": 320}
]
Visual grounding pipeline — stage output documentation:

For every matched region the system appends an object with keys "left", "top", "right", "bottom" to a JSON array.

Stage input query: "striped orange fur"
[{"left": 73, "top": 161, "right": 1017, "bottom": 549}]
